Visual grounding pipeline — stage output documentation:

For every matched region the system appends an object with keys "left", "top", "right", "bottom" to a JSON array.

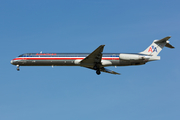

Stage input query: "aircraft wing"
[
  {"left": 83, "top": 66, "right": 120, "bottom": 75},
  {"left": 80, "top": 45, "right": 120, "bottom": 75},
  {"left": 100, "top": 67, "right": 120, "bottom": 75},
  {"left": 80, "top": 45, "right": 105, "bottom": 64}
]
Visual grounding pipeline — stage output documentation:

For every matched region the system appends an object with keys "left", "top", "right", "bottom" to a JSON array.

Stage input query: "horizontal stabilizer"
[
  {"left": 154, "top": 36, "right": 171, "bottom": 43},
  {"left": 165, "top": 43, "right": 175, "bottom": 48},
  {"left": 154, "top": 36, "right": 174, "bottom": 49}
]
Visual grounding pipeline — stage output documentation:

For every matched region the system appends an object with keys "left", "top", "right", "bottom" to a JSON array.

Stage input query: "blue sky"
[{"left": 1, "top": 0, "right": 180, "bottom": 120}]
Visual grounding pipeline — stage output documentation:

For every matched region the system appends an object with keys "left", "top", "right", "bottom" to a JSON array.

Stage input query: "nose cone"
[
  {"left": 10, "top": 60, "right": 13, "bottom": 64},
  {"left": 10, "top": 60, "right": 15, "bottom": 65}
]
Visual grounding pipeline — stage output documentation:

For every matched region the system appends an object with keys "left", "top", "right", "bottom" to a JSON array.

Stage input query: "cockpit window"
[
  {"left": 18, "top": 54, "right": 24, "bottom": 57},
  {"left": 18, "top": 53, "right": 28, "bottom": 57}
]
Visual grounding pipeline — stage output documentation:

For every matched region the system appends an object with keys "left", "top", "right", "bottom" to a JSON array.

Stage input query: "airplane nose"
[{"left": 10, "top": 60, "right": 14, "bottom": 64}]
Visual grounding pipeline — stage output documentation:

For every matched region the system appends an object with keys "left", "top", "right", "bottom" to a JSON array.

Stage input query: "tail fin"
[{"left": 140, "top": 36, "right": 174, "bottom": 56}]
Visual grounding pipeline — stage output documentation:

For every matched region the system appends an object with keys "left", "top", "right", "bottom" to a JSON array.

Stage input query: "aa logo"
[{"left": 148, "top": 45, "right": 157, "bottom": 52}]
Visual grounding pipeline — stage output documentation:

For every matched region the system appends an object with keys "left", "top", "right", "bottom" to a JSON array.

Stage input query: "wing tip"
[{"left": 116, "top": 73, "right": 121, "bottom": 75}]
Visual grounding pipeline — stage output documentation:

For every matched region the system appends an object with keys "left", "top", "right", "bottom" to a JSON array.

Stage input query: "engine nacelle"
[
  {"left": 101, "top": 60, "right": 112, "bottom": 66},
  {"left": 74, "top": 60, "right": 82, "bottom": 64},
  {"left": 119, "top": 54, "right": 145, "bottom": 61}
]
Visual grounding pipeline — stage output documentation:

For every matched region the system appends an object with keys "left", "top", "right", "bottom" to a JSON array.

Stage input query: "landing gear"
[
  {"left": 94, "top": 64, "right": 101, "bottom": 75},
  {"left": 93, "top": 65, "right": 98, "bottom": 70},
  {"left": 96, "top": 70, "right": 101, "bottom": 75},
  {"left": 16, "top": 65, "right": 20, "bottom": 71}
]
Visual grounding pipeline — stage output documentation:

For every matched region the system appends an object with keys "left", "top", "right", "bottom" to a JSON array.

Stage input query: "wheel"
[
  {"left": 96, "top": 70, "right": 101, "bottom": 75},
  {"left": 16, "top": 65, "right": 20, "bottom": 71}
]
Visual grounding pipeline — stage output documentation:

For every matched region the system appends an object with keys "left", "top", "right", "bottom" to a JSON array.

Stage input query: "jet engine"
[
  {"left": 101, "top": 60, "right": 112, "bottom": 66},
  {"left": 119, "top": 54, "right": 146, "bottom": 61}
]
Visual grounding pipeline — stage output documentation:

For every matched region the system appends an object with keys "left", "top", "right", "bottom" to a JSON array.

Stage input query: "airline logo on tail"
[{"left": 148, "top": 45, "right": 157, "bottom": 52}]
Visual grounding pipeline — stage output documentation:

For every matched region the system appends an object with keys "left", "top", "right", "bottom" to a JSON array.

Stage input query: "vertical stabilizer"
[{"left": 140, "top": 36, "right": 174, "bottom": 56}]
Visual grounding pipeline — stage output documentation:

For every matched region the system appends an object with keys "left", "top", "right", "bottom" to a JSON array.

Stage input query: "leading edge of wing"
[{"left": 80, "top": 45, "right": 105, "bottom": 64}]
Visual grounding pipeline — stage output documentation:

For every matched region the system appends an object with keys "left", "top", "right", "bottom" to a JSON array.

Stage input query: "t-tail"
[{"left": 140, "top": 36, "right": 174, "bottom": 56}]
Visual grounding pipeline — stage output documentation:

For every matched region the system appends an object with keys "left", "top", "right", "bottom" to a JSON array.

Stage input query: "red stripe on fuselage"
[{"left": 13, "top": 57, "right": 120, "bottom": 61}]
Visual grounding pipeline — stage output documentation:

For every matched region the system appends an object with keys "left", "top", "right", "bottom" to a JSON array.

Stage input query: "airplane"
[{"left": 11, "top": 36, "right": 174, "bottom": 75}]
